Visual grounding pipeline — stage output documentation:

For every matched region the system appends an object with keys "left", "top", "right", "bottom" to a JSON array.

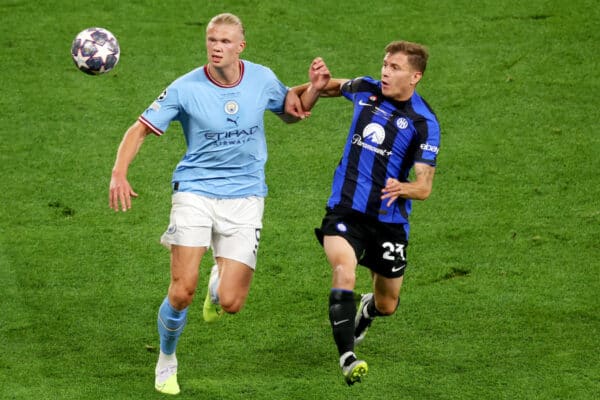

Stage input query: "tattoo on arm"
[{"left": 414, "top": 163, "right": 435, "bottom": 185}]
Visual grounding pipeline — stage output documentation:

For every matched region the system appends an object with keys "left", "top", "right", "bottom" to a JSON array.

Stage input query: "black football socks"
[{"left": 329, "top": 289, "right": 356, "bottom": 358}]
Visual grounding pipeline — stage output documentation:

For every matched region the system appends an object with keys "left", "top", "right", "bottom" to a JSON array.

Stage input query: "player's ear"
[
  {"left": 411, "top": 71, "right": 423, "bottom": 86},
  {"left": 237, "top": 40, "right": 246, "bottom": 54}
]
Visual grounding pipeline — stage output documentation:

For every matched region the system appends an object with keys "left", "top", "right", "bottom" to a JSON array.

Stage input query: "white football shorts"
[{"left": 160, "top": 192, "right": 264, "bottom": 269}]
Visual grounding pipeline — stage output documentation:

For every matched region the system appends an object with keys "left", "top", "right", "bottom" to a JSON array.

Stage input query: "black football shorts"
[{"left": 315, "top": 207, "right": 409, "bottom": 278}]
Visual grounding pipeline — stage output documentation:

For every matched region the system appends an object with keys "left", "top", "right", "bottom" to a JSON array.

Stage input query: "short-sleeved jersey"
[
  {"left": 326, "top": 76, "right": 440, "bottom": 227},
  {"left": 139, "top": 60, "right": 288, "bottom": 198}
]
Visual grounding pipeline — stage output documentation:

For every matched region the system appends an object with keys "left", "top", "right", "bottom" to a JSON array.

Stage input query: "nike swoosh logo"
[
  {"left": 359, "top": 99, "right": 392, "bottom": 119},
  {"left": 333, "top": 319, "right": 350, "bottom": 326},
  {"left": 391, "top": 265, "right": 406, "bottom": 273}
]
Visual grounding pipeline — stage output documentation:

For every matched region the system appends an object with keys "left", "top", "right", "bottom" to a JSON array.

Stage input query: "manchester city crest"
[{"left": 224, "top": 100, "right": 239, "bottom": 115}]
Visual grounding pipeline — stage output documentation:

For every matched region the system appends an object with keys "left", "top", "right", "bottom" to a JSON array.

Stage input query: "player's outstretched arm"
[
  {"left": 280, "top": 90, "right": 307, "bottom": 123},
  {"left": 283, "top": 79, "right": 346, "bottom": 122},
  {"left": 298, "top": 57, "right": 331, "bottom": 110},
  {"left": 109, "top": 120, "right": 152, "bottom": 212},
  {"left": 290, "top": 77, "right": 349, "bottom": 99},
  {"left": 281, "top": 57, "right": 335, "bottom": 123}
]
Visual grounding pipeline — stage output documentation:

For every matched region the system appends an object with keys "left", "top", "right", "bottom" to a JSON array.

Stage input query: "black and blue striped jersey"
[{"left": 326, "top": 76, "right": 440, "bottom": 225}]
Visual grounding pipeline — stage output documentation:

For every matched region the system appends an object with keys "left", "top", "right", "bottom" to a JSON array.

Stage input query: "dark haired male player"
[{"left": 292, "top": 40, "right": 440, "bottom": 385}]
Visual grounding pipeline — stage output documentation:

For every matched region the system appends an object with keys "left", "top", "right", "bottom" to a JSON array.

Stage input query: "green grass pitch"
[{"left": 1, "top": 1, "right": 598, "bottom": 399}]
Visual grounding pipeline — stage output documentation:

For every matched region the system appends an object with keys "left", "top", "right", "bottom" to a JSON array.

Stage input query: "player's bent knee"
[
  {"left": 332, "top": 265, "right": 356, "bottom": 288},
  {"left": 220, "top": 300, "right": 244, "bottom": 314},
  {"left": 169, "top": 287, "right": 196, "bottom": 309},
  {"left": 378, "top": 307, "right": 397, "bottom": 316},
  {"left": 219, "top": 294, "right": 246, "bottom": 314},
  {"left": 375, "top": 298, "right": 400, "bottom": 316}
]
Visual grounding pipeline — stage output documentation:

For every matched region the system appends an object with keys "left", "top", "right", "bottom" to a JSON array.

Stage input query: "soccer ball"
[{"left": 71, "top": 27, "right": 120, "bottom": 75}]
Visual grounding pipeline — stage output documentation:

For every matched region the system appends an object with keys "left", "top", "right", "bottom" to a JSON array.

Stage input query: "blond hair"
[{"left": 207, "top": 13, "right": 245, "bottom": 38}]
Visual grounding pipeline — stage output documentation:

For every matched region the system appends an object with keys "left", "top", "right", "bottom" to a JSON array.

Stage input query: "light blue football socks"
[{"left": 157, "top": 296, "right": 188, "bottom": 355}]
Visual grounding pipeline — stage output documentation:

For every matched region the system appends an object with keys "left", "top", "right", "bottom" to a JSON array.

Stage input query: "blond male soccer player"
[
  {"left": 292, "top": 41, "right": 440, "bottom": 385},
  {"left": 109, "top": 13, "right": 330, "bottom": 395}
]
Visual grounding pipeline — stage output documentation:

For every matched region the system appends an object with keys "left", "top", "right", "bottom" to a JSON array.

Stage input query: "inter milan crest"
[
  {"left": 224, "top": 100, "right": 239, "bottom": 115},
  {"left": 396, "top": 117, "right": 409, "bottom": 130},
  {"left": 336, "top": 222, "right": 348, "bottom": 233}
]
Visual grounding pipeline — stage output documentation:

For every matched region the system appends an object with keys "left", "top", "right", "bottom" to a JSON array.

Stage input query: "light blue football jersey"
[{"left": 139, "top": 60, "right": 288, "bottom": 198}]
